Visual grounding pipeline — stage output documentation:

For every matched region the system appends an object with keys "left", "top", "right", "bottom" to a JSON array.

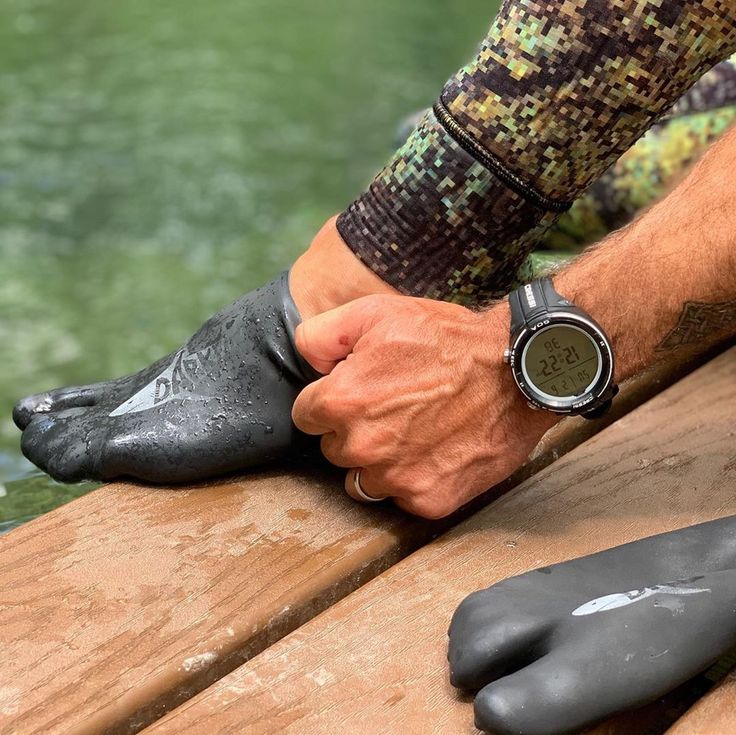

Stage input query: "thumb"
[{"left": 295, "top": 295, "right": 388, "bottom": 374}]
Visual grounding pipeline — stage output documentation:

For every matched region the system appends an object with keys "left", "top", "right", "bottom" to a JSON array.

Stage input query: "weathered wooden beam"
[{"left": 141, "top": 348, "right": 736, "bottom": 735}]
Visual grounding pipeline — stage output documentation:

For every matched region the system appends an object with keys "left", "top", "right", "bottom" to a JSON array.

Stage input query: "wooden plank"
[
  {"left": 0, "top": 346, "right": 721, "bottom": 735},
  {"left": 142, "top": 347, "right": 736, "bottom": 735},
  {"left": 666, "top": 662, "right": 736, "bottom": 735}
]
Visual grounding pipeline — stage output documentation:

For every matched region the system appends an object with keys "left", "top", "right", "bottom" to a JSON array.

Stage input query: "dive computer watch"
[{"left": 504, "top": 277, "right": 618, "bottom": 419}]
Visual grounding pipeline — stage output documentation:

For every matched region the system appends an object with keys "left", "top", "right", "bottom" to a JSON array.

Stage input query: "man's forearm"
[
  {"left": 339, "top": 1, "right": 736, "bottom": 304},
  {"left": 553, "top": 126, "right": 736, "bottom": 383},
  {"left": 293, "top": 127, "right": 736, "bottom": 518}
]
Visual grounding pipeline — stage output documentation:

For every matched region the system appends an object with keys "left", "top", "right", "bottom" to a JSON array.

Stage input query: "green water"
[{"left": 0, "top": 0, "right": 499, "bottom": 526}]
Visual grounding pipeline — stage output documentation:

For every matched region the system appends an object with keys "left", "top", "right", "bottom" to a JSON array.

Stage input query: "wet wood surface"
[{"left": 142, "top": 348, "right": 736, "bottom": 735}]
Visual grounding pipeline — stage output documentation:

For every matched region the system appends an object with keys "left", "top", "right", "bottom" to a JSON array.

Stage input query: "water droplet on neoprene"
[{"left": 264, "top": 425, "right": 273, "bottom": 434}]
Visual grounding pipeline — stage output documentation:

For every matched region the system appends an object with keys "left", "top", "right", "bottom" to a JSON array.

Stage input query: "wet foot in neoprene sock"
[
  {"left": 448, "top": 518, "right": 736, "bottom": 735},
  {"left": 13, "top": 273, "right": 321, "bottom": 483},
  {"left": 13, "top": 219, "right": 396, "bottom": 483}
]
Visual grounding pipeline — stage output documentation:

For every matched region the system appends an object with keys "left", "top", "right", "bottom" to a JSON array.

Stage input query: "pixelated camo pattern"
[
  {"left": 338, "top": 0, "right": 736, "bottom": 305},
  {"left": 544, "top": 53, "right": 736, "bottom": 251},
  {"left": 444, "top": 0, "right": 736, "bottom": 197},
  {"left": 338, "top": 109, "right": 558, "bottom": 303}
]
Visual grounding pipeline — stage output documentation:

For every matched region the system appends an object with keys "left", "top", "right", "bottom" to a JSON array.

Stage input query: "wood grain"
[
  {"left": 0, "top": 462, "right": 425, "bottom": 735},
  {"left": 0, "top": 346, "right": 723, "bottom": 735},
  {"left": 666, "top": 665, "right": 736, "bottom": 734},
  {"left": 142, "top": 348, "right": 736, "bottom": 735}
]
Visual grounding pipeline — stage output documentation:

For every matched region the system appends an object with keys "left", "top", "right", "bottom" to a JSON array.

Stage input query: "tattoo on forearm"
[{"left": 657, "top": 299, "right": 736, "bottom": 352}]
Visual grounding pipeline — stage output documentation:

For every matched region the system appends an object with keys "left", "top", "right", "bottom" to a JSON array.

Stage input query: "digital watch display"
[{"left": 505, "top": 278, "right": 617, "bottom": 418}]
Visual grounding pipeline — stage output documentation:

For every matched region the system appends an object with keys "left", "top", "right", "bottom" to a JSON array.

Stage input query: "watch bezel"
[{"left": 508, "top": 311, "right": 614, "bottom": 414}]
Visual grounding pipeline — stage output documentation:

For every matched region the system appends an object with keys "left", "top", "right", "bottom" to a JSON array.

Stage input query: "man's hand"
[{"left": 292, "top": 295, "right": 558, "bottom": 518}]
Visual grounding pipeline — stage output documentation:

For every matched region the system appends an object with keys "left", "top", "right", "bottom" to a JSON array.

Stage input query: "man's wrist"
[
  {"left": 290, "top": 216, "right": 397, "bottom": 321},
  {"left": 481, "top": 300, "right": 562, "bottom": 433},
  {"left": 551, "top": 233, "right": 648, "bottom": 384}
]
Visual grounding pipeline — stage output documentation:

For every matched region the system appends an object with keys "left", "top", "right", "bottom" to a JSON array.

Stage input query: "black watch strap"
[
  {"left": 509, "top": 276, "right": 572, "bottom": 334},
  {"left": 580, "top": 387, "right": 619, "bottom": 419}
]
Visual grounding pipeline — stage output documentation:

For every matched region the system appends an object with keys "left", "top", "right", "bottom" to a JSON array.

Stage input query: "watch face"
[{"left": 521, "top": 324, "right": 602, "bottom": 400}]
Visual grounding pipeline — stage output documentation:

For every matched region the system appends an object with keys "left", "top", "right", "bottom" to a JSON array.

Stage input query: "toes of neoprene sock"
[
  {"left": 15, "top": 273, "right": 316, "bottom": 483},
  {"left": 13, "top": 386, "right": 98, "bottom": 430},
  {"left": 474, "top": 684, "right": 522, "bottom": 735},
  {"left": 20, "top": 409, "right": 99, "bottom": 482},
  {"left": 13, "top": 394, "right": 48, "bottom": 430},
  {"left": 448, "top": 590, "right": 549, "bottom": 690},
  {"left": 473, "top": 659, "right": 579, "bottom": 735},
  {"left": 474, "top": 683, "right": 534, "bottom": 735},
  {"left": 449, "top": 618, "right": 548, "bottom": 691}
]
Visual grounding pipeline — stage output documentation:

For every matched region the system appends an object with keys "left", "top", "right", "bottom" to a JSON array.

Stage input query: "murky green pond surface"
[{"left": 0, "top": 0, "right": 500, "bottom": 527}]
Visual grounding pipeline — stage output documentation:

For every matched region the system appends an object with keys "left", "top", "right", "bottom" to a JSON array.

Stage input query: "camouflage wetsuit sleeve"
[
  {"left": 336, "top": 0, "right": 736, "bottom": 305},
  {"left": 545, "top": 55, "right": 736, "bottom": 251}
]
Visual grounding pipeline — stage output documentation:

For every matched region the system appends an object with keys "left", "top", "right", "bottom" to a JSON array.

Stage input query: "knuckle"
[
  {"left": 325, "top": 370, "right": 351, "bottom": 403},
  {"left": 399, "top": 470, "right": 436, "bottom": 498},
  {"left": 343, "top": 436, "right": 380, "bottom": 465},
  {"left": 319, "top": 372, "right": 365, "bottom": 418},
  {"left": 321, "top": 433, "right": 377, "bottom": 468},
  {"left": 319, "top": 434, "right": 348, "bottom": 466},
  {"left": 414, "top": 475, "right": 436, "bottom": 495},
  {"left": 356, "top": 293, "right": 395, "bottom": 323},
  {"left": 359, "top": 293, "right": 388, "bottom": 312},
  {"left": 315, "top": 389, "right": 341, "bottom": 421},
  {"left": 400, "top": 492, "right": 454, "bottom": 520}
]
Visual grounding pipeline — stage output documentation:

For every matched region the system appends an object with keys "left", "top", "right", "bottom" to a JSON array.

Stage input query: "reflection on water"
[
  {"left": 0, "top": 475, "right": 99, "bottom": 533},
  {"left": 0, "top": 0, "right": 496, "bottom": 525}
]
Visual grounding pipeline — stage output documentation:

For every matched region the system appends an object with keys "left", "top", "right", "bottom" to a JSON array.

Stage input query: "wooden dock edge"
[{"left": 0, "top": 345, "right": 727, "bottom": 735}]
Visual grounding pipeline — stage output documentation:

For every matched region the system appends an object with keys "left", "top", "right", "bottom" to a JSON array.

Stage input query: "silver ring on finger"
[{"left": 351, "top": 468, "right": 384, "bottom": 503}]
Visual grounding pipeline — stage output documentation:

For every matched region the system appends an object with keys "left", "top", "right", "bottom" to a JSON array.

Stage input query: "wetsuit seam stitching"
[{"left": 433, "top": 96, "right": 573, "bottom": 214}]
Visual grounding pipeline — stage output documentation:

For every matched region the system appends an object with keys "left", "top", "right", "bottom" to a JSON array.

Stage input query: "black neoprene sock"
[
  {"left": 448, "top": 516, "right": 736, "bottom": 735},
  {"left": 13, "top": 272, "right": 319, "bottom": 483}
]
